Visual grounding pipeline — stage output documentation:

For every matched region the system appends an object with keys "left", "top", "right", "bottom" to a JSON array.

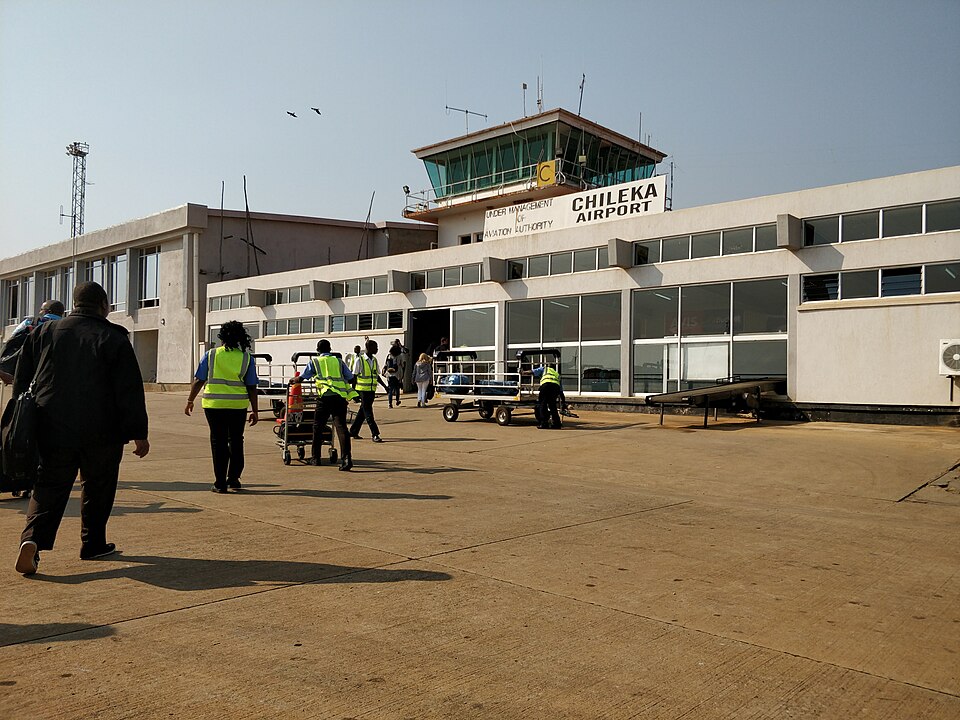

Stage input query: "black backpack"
[
  {"left": 1, "top": 381, "right": 39, "bottom": 492},
  {"left": 0, "top": 327, "right": 29, "bottom": 378}
]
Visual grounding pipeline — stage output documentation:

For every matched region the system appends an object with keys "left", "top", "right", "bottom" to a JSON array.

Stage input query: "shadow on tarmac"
[
  {"left": 36, "top": 555, "right": 452, "bottom": 591},
  {"left": 240, "top": 484, "right": 453, "bottom": 500},
  {"left": 0, "top": 622, "right": 116, "bottom": 647}
]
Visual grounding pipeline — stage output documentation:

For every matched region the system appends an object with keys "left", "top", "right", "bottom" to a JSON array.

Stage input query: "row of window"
[
  {"left": 802, "top": 261, "right": 960, "bottom": 302},
  {"left": 330, "top": 311, "right": 403, "bottom": 333},
  {"left": 635, "top": 224, "right": 778, "bottom": 265},
  {"left": 266, "top": 284, "right": 311, "bottom": 305},
  {"left": 331, "top": 275, "right": 388, "bottom": 298},
  {"left": 507, "top": 247, "right": 610, "bottom": 280},
  {"left": 410, "top": 264, "right": 483, "bottom": 290},
  {"left": 804, "top": 199, "right": 960, "bottom": 246},
  {"left": 3, "top": 247, "right": 158, "bottom": 323},
  {"left": 209, "top": 293, "right": 245, "bottom": 311},
  {"left": 264, "top": 316, "right": 325, "bottom": 337}
]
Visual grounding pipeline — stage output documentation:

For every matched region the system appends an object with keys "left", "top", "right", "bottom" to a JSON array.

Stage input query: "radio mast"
[{"left": 65, "top": 141, "right": 90, "bottom": 239}]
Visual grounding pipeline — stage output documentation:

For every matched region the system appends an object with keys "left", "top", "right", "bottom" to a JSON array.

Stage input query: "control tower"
[{"left": 403, "top": 108, "right": 666, "bottom": 246}]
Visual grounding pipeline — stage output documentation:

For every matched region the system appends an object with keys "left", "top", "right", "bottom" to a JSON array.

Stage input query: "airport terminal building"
[{"left": 3, "top": 109, "right": 958, "bottom": 422}]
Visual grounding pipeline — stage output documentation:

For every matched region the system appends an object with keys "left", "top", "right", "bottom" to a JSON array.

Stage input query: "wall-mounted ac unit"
[{"left": 939, "top": 339, "right": 960, "bottom": 376}]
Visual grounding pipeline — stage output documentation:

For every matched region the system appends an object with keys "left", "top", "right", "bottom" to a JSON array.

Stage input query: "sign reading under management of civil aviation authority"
[{"left": 483, "top": 175, "right": 666, "bottom": 240}]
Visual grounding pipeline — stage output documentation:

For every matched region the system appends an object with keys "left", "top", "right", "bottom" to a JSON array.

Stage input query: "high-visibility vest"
[
  {"left": 355, "top": 355, "right": 379, "bottom": 392},
  {"left": 539, "top": 367, "right": 561, "bottom": 386},
  {"left": 311, "top": 355, "right": 358, "bottom": 400},
  {"left": 201, "top": 347, "right": 252, "bottom": 409}
]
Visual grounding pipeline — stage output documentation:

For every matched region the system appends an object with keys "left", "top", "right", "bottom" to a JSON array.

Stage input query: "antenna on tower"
[
  {"left": 65, "top": 141, "right": 89, "bottom": 240},
  {"left": 522, "top": 83, "right": 528, "bottom": 117},
  {"left": 537, "top": 73, "right": 543, "bottom": 113},
  {"left": 445, "top": 105, "right": 487, "bottom": 133},
  {"left": 577, "top": 74, "right": 586, "bottom": 116}
]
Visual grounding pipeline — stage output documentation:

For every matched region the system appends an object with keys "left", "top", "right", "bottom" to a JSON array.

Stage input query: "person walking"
[
  {"left": 184, "top": 321, "right": 259, "bottom": 493},
  {"left": 413, "top": 353, "right": 433, "bottom": 407},
  {"left": 0, "top": 300, "right": 65, "bottom": 386},
  {"left": 383, "top": 346, "right": 402, "bottom": 408},
  {"left": 14, "top": 282, "right": 149, "bottom": 576},
  {"left": 349, "top": 339, "right": 388, "bottom": 442},
  {"left": 292, "top": 339, "right": 357, "bottom": 470},
  {"left": 534, "top": 364, "right": 566, "bottom": 429}
]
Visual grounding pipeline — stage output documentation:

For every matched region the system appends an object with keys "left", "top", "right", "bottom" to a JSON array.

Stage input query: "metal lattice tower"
[{"left": 66, "top": 141, "right": 89, "bottom": 238}]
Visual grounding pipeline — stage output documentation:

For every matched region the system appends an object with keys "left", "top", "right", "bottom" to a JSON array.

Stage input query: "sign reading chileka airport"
[{"left": 483, "top": 175, "right": 666, "bottom": 240}]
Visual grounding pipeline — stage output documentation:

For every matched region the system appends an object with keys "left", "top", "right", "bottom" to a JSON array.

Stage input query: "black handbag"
[{"left": 1, "top": 380, "right": 39, "bottom": 491}]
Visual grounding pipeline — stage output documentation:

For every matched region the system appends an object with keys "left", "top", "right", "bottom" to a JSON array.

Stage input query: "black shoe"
[
  {"left": 306, "top": 456, "right": 321, "bottom": 466},
  {"left": 16, "top": 541, "right": 39, "bottom": 575},
  {"left": 339, "top": 455, "right": 353, "bottom": 471},
  {"left": 328, "top": 448, "right": 338, "bottom": 464},
  {"left": 80, "top": 543, "right": 117, "bottom": 560},
  {"left": 349, "top": 433, "right": 362, "bottom": 440},
  {"left": 227, "top": 479, "right": 242, "bottom": 490},
  {"left": 372, "top": 435, "right": 383, "bottom": 443},
  {"left": 211, "top": 484, "right": 228, "bottom": 494}
]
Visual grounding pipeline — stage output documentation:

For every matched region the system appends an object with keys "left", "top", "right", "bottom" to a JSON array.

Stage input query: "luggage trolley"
[
  {"left": 274, "top": 351, "right": 352, "bottom": 465},
  {"left": 435, "top": 348, "right": 574, "bottom": 427}
]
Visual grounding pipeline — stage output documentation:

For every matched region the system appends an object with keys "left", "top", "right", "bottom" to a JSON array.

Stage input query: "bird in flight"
[
  {"left": 286, "top": 111, "right": 297, "bottom": 118},
  {"left": 311, "top": 107, "right": 321, "bottom": 115}
]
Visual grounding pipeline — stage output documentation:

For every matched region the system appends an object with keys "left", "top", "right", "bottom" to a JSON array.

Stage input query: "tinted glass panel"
[
  {"left": 804, "top": 216, "right": 839, "bottom": 246},
  {"left": 527, "top": 255, "right": 549, "bottom": 277},
  {"left": 632, "top": 288, "right": 678, "bottom": 339},
  {"left": 597, "top": 246, "right": 608, "bottom": 269},
  {"left": 573, "top": 249, "right": 597, "bottom": 272},
  {"left": 453, "top": 306, "right": 495, "bottom": 347},
  {"left": 331, "top": 316, "right": 345, "bottom": 332},
  {"left": 681, "top": 284, "right": 730, "bottom": 336},
  {"left": 557, "top": 347, "right": 578, "bottom": 392},
  {"left": 550, "top": 252, "right": 572, "bottom": 274},
  {"left": 733, "top": 279, "right": 787, "bottom": 334},
  {"left": 461, "top": 264, "right": 480, "bottom": 284},
  {"left": 507, "top": 300, "right": 540, "bottom": 344},
  {"left": 925, "top": 262, "right": 960, "bottom": 294},
  {"left": 346, "top": 279, "right": 360, "bottom": 297},
  {"left": 374, "top": 312, "right": 387, "bottom": 330},
  {"left": 426, "top": 269, "right": 443, "bottom": 288},
  {"left": 682, "top": 342, "right": 729, "bottom": 386},
  {"left": 633, "top": 343, "right": 675, "bottom": 393},
  {"left": 755, "top": 224, "right": 777, "bottom": 251},
  {"left": 882, "top": 205, "right": 922, "bottom": 237},
  {"left": 722, "top": 228, "right": 752, "bottom": 255},
  {"left": 581, "top": 293, "right": 621, "bottom": 341},
  {"left": 691, "top": 232, "right": 720, "bottom": 258},
  {"left": 732, "top": 340, "right": 786, "bottom": 378},
  {"left": 581, "top": 345, "right": 621, "bottom": 392},
  {"left": 636, "top": 240, "right": 659, "bottom": 264},
  {"left": 508, "top": 260, "right": 525, "bottom": 280},
  {"left": 373, "top": 276, "right": 387, "bottom": 294},
  {"left": 881, "top": 267, "right": 921, "bottom": 297},
  {"left": 802, "top": 274, "right": 839, "bottom": 301},
  {"left": 661, "top": 235, "right": 690, "bottom": 261},
  {"left": 443, "top": 267, "right": 461, "bottom": 286},
  {"left": 543, "top": 296, "right": 579, "bottom": 343},
  {"left": 358, "top": 278, "right": 373, "bottom": 296},
  {"left": 841, "top": 270, "right": 878, "bottom": 299},
  {"left": 927, "top": 199, "right": 960, "bottom": 232},
  {"left": 410, "top": 272, "right": 426, "bottom": 290},
  {"left": 842, "top": 210, "right": 878, "bottom": 242}
]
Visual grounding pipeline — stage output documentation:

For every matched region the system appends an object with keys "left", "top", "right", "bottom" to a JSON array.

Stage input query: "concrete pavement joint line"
[
  {"left": 413, "top": 500, "right": 694, "bottom": 561},
  {"left": 896, "top": 460, "right": 960, "bottom": 503},
  {"left": 0, "top": 557, "right": 422, "bottom": 651},
  {"left": 426, "top": 559, "right": 960, "bottom": 702}
]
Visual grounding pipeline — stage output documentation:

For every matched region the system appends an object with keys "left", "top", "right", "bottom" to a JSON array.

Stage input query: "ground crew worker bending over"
[
  {"left": 293, "top": 339, "right": 358, "bottom": 471},
  {"left": 349, "top": 339, "right": 389, "bottom": 443},
  {"left": 534, "top": 364, "right": 566, "bottom": 429}
]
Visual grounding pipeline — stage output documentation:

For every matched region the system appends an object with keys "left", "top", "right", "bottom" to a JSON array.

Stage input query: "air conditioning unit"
[{"left": 939, "top": 339, "right": 960, "bottom": 376}]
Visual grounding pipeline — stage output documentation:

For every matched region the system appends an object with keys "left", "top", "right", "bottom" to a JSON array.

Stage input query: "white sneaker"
[{"left": 16, "top": 540, "right": 39, "bottom": 576}]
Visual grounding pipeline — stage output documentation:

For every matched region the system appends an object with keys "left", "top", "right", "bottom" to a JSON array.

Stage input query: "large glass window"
[
  {"left": 85, "top": 258, "right": 106, "bottom": 287},
  {"left": 580, "top": 293, "right": 620, "bottom": 341},
  {"left": 5, "top": 281, "right": 19, "bottom": 323},
  {"left": 882, "top": 205, "right": 922, "bottom": 237},
  {"left": 573, "top": 249, "right": 597, "bottom": 272},
  {"left": 682, "top": 342, "right": 730, "bottom": 388},
  {"left": 507, "top": 300, "right": 540, "bottom": 344},
  {"left": 733, "top": 279, "right": 786, "bottom": 334},
  {"left": 804, "top": 216, "right": 839, "bottom": 246},
  {"left": 109, "top": 254, "right": 127, "bottom": 311},
  {"left": 755, "top": 224, "right": 777, "bottom": 251},
  {"left": 633, "top": 343, "right": 677, "bottom": 393},
  {"left": 722, "top": 228, "right": 752, "bottom": 255},
  {"left": 550, "top": 252, "right": 572, "bottom": 275},
  {"left": 881, "top": 267, "right": 921, "bottom": 297},
  {"left": 138, "top": 247, "right": 160, "bottom": 308},
  {"left": 681, "top": 284, "right": 730, "bottom": 336},
  {"left": 426, "top": 269, "right": 443, "bottom": 289},
  {"left": 635, "top": 240, "right": 659, "bottom": 264},
  {"left": 62, "top": 266, "right": 74, "bottom": 311},
  {"left": 527, "top": 255, "right": 549, "bottom": 277},
  {"left": 453, "top": 306, "right": 495, "bottom": 348},
  {"left": 925, "top": 262, "right": 960, "bottom": 294},
  {"left": 443, "top": 267, "right": 461, "bottom": 287},
  {"left": 732, "top": 340, "right": 786, "bottom": 379},
  {"left": 691, "top": 231, "right": 720, "bottom": 259},
  {"left": 581, "top": 345, "right": 621, "bottom": 392},
  {"left": 632, "top": 288, "right": 678, "bottom": 339},
  {"left": 42, "top": 271, "right": 57, "bottom": 304},
  {"left": 661, "top": 235, "right": 690, "bottom": 262},
  {"left": 461, "top": 264, "right": 481, "bottom": 284},
  {"left": 841, "top": 270, "right": 878, "bottom": 299},
  {"left": 842, "top": 210, "right": 878, "bottom": 242},
  {"left": 927, "top": 199, "right": 960, "bottom": 233},
  {"left": 802, "top": 274, "right": 839, "bottom": 302},
  {"left": 542, "top": 296, "right": 579, "bottom": 343}
]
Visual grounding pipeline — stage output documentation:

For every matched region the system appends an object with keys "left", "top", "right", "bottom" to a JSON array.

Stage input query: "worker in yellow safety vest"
[
  {"left": 292, "top": 338, "right": 358, "bottom": 470},
  {"left": 348, "top": 339, "right": 389, "bottom": 443},
  {"left": 185, "top": 321, "right": 260, "bottom": 492},
  {"left": 534, "top": 364, "right": 566, "bottom": 429}
]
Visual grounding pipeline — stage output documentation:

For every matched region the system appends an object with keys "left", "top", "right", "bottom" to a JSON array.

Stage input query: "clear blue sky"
[{"left": 1, "top": 0, "right": 958, "bottom": 260}]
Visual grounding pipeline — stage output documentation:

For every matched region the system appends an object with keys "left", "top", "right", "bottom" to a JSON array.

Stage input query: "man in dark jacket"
[{"left": 14, "top": 282, "right": 150, "bottom": 576}]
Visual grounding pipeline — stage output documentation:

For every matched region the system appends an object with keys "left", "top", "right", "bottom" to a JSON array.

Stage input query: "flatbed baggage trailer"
[
  {"left": 435, "top": 349, "right": 572, "bottom": 426},
  {"left": 274, "top": 351, "right": 353, "bottom": 465},
  {"left": 645, "top": 376, "right": 786, "bottom": 427}
]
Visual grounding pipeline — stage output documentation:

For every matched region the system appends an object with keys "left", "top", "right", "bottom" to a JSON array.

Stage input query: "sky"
[{"left": 1, "top": 0, "right": 958, "bottom": 260}]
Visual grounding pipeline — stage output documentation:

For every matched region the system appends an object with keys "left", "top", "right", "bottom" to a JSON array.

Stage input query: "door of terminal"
[{"left": 408, "top": 308, "right": 450, "bottom": 363}]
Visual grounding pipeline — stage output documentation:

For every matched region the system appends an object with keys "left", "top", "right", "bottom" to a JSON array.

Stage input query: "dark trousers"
[
  {"left": 204, "top": 408, "right": 247, "bottom": 487},
  {"left": 21, "top": 442, "right": 124, "bottom": 551},
  {"left": 313, "top": 394, "right": 351, "bottom": 459},
  {"left": 538, "top": 384, "right": 563, "bottom": 428},
  {"left": 387, "top": 376, "right": 401, "bottom": 406},
  {"left": 350, "top": 390, "right": 380, "bottom": 437}
]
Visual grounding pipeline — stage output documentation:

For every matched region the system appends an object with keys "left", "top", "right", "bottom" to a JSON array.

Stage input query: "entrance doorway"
[{"left": 409, "top": 308, "right": 450, "bottom": 362}]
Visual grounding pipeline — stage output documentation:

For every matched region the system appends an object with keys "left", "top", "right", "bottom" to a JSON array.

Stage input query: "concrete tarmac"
[{"left": 1, "top": 393, "right": 958, "bottom": 719}]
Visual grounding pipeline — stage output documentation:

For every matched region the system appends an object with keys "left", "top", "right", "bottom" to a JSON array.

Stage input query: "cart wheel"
[
  {"left": 273, "top": 422, "right": 284, "bottom": 437},
  {"left": 329, "top": 448, "right": 338, "bottom": 464},
  {"left": 442, "top": 404, "right": 459, "bottom": 422},
  {"left": 272, "top": 400, "right": 285, "bottom": 418},
  {"left": 495, "top": 406, "right": 512, "bottom": 426},
  {"left": 477, "top": 403, "right": 493, "bottom": 420},
  {"left": 283, "top": 450, "right": 291, "bottom": 465},
  {"left": 297, "top": 446, "right": 305, "bottom": 460}
]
